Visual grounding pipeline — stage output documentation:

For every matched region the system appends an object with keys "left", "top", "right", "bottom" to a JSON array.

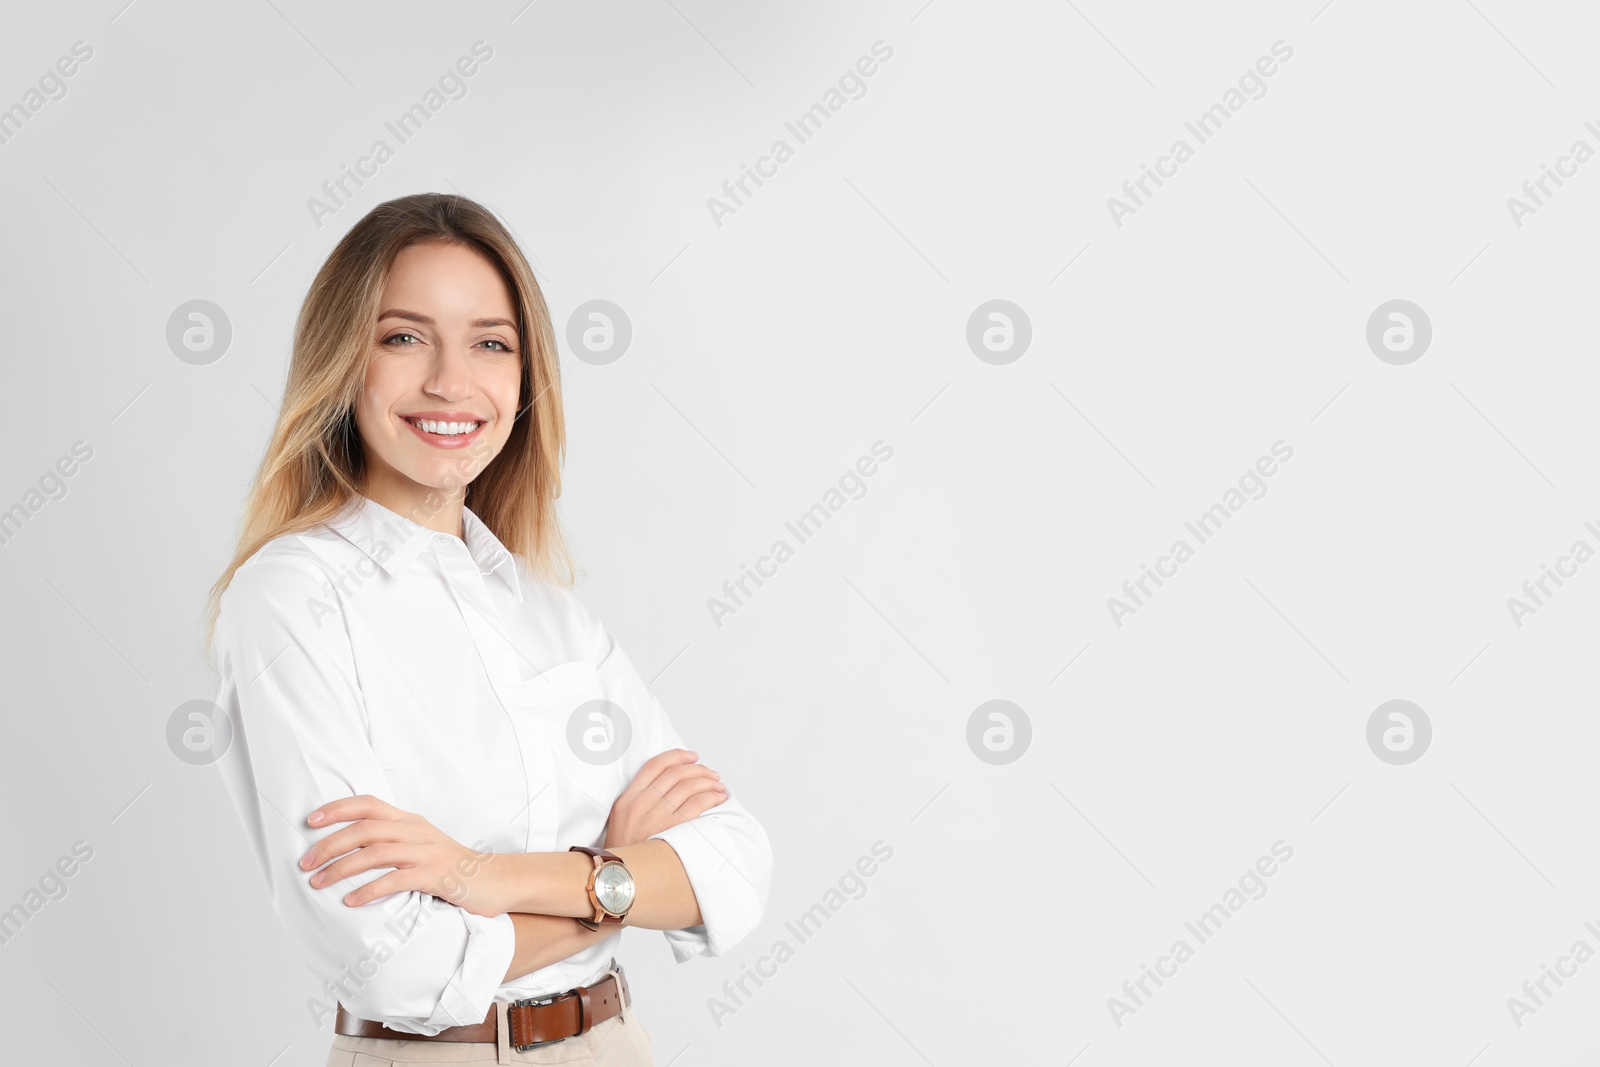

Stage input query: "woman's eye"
[{"left": 380, "top": 332, "right": 513, "bottom": 352}]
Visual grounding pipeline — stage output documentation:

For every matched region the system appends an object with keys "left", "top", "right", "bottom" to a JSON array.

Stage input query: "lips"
[{"left": 400, "top": 415, "right": 487, "bottom": 450}]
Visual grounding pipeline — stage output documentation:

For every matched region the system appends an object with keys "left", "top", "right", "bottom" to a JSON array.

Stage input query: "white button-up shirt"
[{"left": 211, "top": 493, "right": 773, "bottom": 1034}]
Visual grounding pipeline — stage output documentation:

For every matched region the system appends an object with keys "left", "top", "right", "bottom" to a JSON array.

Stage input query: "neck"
[{"left": 361, "top": 474, "right": 467, "bottom": 539}]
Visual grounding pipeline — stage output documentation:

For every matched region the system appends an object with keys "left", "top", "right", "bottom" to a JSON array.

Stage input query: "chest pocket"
[{"left": 521, "top": 660, "right": 632, "bottom": 824}]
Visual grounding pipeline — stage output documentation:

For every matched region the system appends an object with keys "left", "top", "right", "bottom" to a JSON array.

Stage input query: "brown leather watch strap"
[
  {"left": 570, "top": 845, "right": 623, "bottom": 862},
  {"left": 334, "top": 964, "right": 631, "bottom": 1050}
]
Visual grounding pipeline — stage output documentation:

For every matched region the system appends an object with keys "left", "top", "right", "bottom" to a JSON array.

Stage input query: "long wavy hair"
[{"left": 198, "top": 192, "right": 573, "bottom": 668}]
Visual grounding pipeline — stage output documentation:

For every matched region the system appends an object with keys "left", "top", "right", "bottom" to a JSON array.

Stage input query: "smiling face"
[{"left": 354, "top": 240, "right": 523, "bottom": 533}]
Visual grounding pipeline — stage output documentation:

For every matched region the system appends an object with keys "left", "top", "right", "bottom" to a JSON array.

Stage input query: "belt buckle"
[
  {"left": 601, "top": 966, "right": 627, "bottom": 1004},
  {"left": 601, "top": 958, "right": 629, "bottom": 1023},
  {"left": 509, "top": 990, "right": 576, "bottom": 1051}
]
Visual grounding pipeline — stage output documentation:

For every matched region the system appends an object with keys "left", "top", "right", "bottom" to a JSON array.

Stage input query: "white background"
[{"left": 2, "top": 1, "right": 1598, "bottom": 1064}]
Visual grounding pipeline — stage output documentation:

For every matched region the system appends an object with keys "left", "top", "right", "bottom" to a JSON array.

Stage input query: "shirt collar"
[
  {"left": 327, "top": 494, "right": 522, "bottom": 600},
  {"left": 461, "top": 504, "right": 522, "bottom": 600}
]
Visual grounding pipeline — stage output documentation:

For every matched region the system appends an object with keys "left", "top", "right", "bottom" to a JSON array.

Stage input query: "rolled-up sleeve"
[
  {"left": 581, "top": 601, "right": 775, "bottom": 963},
  {"left": 212, "top": 556, "right": 515, "bottom": 1033}
]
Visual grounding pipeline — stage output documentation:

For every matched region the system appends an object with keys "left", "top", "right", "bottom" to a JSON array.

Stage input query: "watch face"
[{"left": 594, "top": 861, "right": 635, "bottom": 914}]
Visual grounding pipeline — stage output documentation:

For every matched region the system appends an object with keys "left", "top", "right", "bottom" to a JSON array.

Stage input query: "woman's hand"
[
  {"left": 603, "top": 748, "right": 728, "bottom": 848},
  {"left": 302, "top": 795, "right": 507, "bottom": 917}
]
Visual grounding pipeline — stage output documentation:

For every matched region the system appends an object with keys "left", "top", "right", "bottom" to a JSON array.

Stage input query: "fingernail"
[
  {"left": 308, "top": 812, "right": 323, "bottom": 825},
  {"left": 711, "top": 771, "right": 721, "bottom": 778}
]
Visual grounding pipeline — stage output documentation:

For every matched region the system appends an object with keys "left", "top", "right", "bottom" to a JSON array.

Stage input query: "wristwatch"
[{"left": 569, "top": 845, "right": 636, "bottom": 931}]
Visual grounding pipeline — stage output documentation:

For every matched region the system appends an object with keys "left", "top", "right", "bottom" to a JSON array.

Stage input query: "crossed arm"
[{"left": 296, "top": 748, "right": 729, "bottom": 984}]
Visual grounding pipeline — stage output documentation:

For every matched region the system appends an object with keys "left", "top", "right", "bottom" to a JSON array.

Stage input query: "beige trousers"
[{"left": 324, "top": 997, "right": 655, "bottom": 1067}]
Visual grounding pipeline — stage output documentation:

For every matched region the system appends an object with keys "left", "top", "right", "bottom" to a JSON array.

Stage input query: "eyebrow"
[{"left": 378, "top": 308, "right": 517, "bottom": 330}]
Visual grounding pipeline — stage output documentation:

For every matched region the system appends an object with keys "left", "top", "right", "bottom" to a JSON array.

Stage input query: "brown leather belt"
[{"left": 335, "top": 961, "right": 631, "bottom": 1052}]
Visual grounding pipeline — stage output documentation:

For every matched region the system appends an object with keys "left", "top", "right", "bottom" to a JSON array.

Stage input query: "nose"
[{"left": 422, "top": 343, "right": 475, "bottom": 401}]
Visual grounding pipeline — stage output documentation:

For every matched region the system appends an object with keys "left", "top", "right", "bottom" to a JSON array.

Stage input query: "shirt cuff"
[
  {"left": 397, "top": 909, "right": 516, "bottom": 1034},
  {"left": 649, "top": 821, "right": 763, "bottom": 961}
]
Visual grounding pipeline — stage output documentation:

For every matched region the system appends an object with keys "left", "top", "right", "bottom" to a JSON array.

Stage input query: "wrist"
[
  {"left": 504, "top": 850, "right": 595, "bottom": 917},
  {"left": 571, "top": 844, "right": 638, "bottom": 930}
]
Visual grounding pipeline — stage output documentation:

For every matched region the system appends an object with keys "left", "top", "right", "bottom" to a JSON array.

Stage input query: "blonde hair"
[{"left": 198, "top": 192, "right": 573, "bottom": 667}]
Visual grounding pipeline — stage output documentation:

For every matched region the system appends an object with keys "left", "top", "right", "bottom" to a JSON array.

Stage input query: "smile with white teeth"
[{"left": 406, "top": 418, "right": 482, "bottom": 436}]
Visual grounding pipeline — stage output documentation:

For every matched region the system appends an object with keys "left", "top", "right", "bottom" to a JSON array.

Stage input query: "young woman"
[{"left": 200, "top": 193, "right": 773, "bottom": 1066}]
